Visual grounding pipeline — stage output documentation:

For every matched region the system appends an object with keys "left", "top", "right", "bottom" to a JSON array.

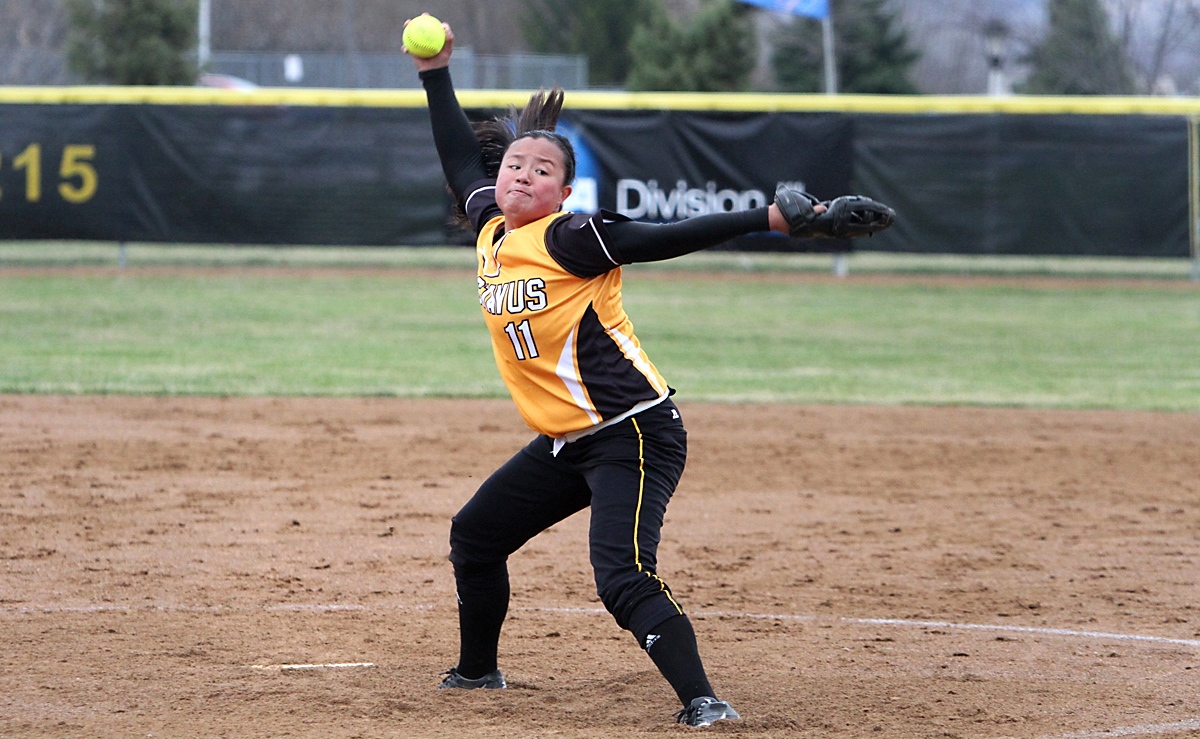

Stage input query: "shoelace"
[{"left": 674, "top": 699, "right": 716, "bottom": 725}]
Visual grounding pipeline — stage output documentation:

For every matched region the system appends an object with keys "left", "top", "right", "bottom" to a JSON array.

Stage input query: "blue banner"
[{"left": 737, "top": 0, "right": 828, "bottom": 19}]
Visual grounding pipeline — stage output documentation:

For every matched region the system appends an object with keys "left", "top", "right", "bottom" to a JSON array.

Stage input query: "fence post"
[
  {"left": 832, "top": 252, "right": 849, "bottom": 277},
  {"left": 1192, "top": 117, "right": 1200, "bottom": 282}
]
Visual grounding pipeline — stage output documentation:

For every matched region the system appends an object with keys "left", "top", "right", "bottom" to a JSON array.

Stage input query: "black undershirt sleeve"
[
  {"left": 419, "top": 66, "right": 486, "bottom": 200},
  {"left": 547, "top": 208, "right": 776, "bottom": 279},
  {"left": 606, "top": 207, "right": 773, "bottom": 264}
]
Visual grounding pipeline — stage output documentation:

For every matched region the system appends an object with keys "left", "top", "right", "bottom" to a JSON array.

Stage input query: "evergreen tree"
[
  {"left": 626, "top": 0, "right": 758, "bottom": 92},
  {"left": 521, "top": 0, "right": 667, "bottom": 87},
  {"left": 624, "top": 11, "right": 697, "bottom": 91},
  {"left": 66, "top": 0, "right": 198, "bottom": 85},
  {"left": 771, "top": 0, "right": 919, "bottom": 94},
  {"left": 1021, "top": 0, "right": 1136, "bottom": 95}
]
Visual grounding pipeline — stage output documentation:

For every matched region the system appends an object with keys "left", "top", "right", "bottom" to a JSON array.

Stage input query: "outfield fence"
[{"left": 0, "top": 87, "right": 1198, "bottom": 276}]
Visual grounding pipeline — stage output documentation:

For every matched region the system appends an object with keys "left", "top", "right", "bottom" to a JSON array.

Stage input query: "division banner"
[
  {"left": 0, "top": 101, "right": 852, "bottom": 248},
  {"left": 561, "top": 108, "right": 854, "bottom": 251}
]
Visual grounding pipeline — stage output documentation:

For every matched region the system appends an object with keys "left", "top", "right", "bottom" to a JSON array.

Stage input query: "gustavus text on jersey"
[{"left": 478, "top": 277, "right": 548, "bottom": 316}]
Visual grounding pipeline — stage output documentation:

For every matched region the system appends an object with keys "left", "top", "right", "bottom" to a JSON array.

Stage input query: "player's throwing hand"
[{"left": 403, "top": 14, "right": 453, "bottom": 72}]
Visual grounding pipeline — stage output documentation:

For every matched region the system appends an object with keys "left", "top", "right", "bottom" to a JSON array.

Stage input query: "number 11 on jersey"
[{"left": 504, "top": 320, "right": 539, "bottom": 360}]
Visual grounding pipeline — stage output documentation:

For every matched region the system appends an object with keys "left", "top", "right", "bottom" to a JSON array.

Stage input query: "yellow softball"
[{"left": 403, "top": 15, "right": 446, "bottom": 58}]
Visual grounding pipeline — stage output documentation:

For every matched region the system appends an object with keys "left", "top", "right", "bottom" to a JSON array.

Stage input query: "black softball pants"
[{"left": 448, "top": 399, "right": 688, "bottom": 675}]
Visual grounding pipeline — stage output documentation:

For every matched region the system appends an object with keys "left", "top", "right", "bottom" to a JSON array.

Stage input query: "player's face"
[{"left": 497, "top": 137, "right": 572, "bottom": 228}]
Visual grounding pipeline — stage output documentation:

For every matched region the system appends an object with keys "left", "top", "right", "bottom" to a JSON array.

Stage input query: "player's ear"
[{"left": 558, "top": 185, "right": 572, "bottom": 208}]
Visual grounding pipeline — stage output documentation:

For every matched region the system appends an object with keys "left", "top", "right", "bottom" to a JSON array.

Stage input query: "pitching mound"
[{"left": 2, "top": 395, "right": 1197, "bottom": 738}]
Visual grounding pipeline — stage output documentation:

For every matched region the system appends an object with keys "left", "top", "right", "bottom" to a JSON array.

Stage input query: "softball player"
[{"left": 408, "top": 16, "right": 818, "bottom": 727}]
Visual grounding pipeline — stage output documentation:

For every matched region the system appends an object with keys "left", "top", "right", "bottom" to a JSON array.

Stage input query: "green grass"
[
  {"left": 0, "top": 272, "right": 500, "bottom": 397},
  {"left": 2, "top": 252, "right": 1198, "bottom": 410},
  {"left": 2, "top": 241, "right": 1198, "bottom": 279},
  {"left": 633, "top": 280, "right": 1200, "bottom": 410}
]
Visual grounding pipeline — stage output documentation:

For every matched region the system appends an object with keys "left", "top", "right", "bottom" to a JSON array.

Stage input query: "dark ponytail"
[{"left": 451, "top": 87, "right": 576, "bottom": 227}]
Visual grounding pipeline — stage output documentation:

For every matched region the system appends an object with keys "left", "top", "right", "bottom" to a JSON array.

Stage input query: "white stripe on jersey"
[
  {"left": 556, "top": 326, "right": 601, "bottom": 425},
  {"left": 605, "top": 326, "right": 667, "bottom": 396},
  {"left": 588, "top": 218, "right": 620, "bottom": 266},
  {"left": 465, "top": 185, "right": 496, "bottom": 213}
]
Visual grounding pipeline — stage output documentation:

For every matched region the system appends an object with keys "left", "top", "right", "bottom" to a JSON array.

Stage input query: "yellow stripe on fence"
[{"left": 4, "top": 85, "right": 1200, "bottom": 115}]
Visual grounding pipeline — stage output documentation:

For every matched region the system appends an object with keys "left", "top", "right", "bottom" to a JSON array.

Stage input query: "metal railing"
[
  {"left": 0, "top": 47, "right": 71, "bottom": 85},
  {"left": 206, "top": 49, "right": 588, "bottom": 90}
]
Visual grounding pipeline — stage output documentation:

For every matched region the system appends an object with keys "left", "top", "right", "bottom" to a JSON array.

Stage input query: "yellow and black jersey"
[{"left": 465, "top": 180, "right": 669, "bottom": 438}]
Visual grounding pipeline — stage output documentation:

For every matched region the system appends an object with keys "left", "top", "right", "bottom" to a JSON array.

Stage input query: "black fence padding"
[
  {"left": 854, "top": 113, "right": 1189, "bottom": 257},
  {"left": 0, "top": 101, "right": 1191, "bottom": 257},
  {"left": 0, "top": 103, "right": 447, "bottom": 245}
]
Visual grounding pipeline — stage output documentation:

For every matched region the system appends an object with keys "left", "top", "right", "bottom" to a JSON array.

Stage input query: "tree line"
[{"left": 47, "top": 0, "right": 1200, "bottom": 95}]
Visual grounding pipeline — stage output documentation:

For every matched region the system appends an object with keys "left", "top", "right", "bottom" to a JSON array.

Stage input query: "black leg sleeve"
[
  {"left": 644, "top": 614, "right": 716, "bottom": 707},
  {"left": 452, "top": 559, "right": 510, "bottom": 679}
]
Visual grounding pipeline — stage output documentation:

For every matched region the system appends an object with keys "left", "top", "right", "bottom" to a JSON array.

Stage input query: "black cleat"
[
  {"left": 674, "top": 696, "right": 740, "bottom": 727},
  {"left": 437, "top": 667, "right": 506, "bottom": 690}
]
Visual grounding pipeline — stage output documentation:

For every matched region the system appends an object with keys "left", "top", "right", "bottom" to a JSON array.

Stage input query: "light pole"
[
  {"left": 198, "top": 0, "right": 211, "bottom": 68},
  {"left": 822, "top": 14, "right": 838, "bottom": 95},
  {"left": 983, "top": 18, "right": 1010, "bottom": 97}
]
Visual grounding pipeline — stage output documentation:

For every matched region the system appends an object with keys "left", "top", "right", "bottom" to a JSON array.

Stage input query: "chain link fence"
[
  {"left": 0, "top": 46, "right": 587, "bottom": 90},
  {"left": 207, "top": 49, "right": 588, "bottom": 89},
  {"left": 0, "top": 47, "right": 71, "bottom": 85}
]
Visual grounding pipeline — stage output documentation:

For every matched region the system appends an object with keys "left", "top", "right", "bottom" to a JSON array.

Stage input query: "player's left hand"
[{"left": 774, "top": 186, "right": 895, "bottom": 239}]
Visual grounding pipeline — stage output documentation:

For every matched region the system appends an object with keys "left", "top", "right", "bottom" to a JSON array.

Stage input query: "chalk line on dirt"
[
  {"left": 723, "top": 612, "right": 1200, "bottom": 648},
  {"left": 247, "top": 662, "right": 375, "bottom": 671},
  {"left": 527, "top": 606, "right": 1200, "bottom": 648},
  {"left": 990, "top": 717, "right": 1200, "bottom": 739},
  {"left": 6, "top": 601, "right": 1199, "bottom": 648}
]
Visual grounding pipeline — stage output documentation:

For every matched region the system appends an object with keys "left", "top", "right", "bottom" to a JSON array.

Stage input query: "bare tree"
[
  {"left": 893, "top": 0, "right": 1042, "bottom": 94},
  {"left": 17, "top": 0, "right": 1197, "bottom": 94},
  {"left": 891, "top": 0, "right": 1200, "bottom": 95},
  {"left": 1108, "top": 0, "right": 1200, "bottom": 93},
  {"left": 0, "top": 0, "right": 73, "bottom": 84}
]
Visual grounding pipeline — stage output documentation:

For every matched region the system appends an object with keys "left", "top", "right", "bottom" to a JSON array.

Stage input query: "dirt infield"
[{"left": 2, "top": 395, "right": 1198, "bottom": 738}]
